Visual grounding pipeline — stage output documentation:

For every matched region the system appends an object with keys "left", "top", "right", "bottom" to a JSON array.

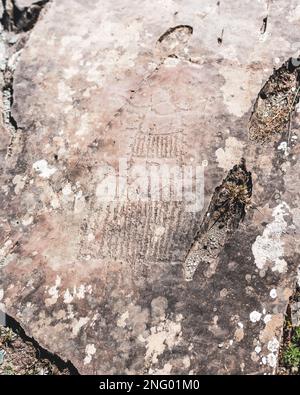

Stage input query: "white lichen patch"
[
  {"left": 215, "top": 136, "right": 244, "bottom": 171},
  {"left": 272, "top": 259, "right": 287, "bottom": 273},
  {"left": 64, "top": 289, "right": 74, "bottom": 304},
  {"left": 260, "top": 337, "right": 280, "bottom": 369},
  {"left": 76, "top": 285, "right": 86, "bottom": 299},
  {"left": 45, "top": 276, "right": 61, "bottom": 307},
  {"left": 33, "top": 160, "right": 57, "bottom": 179},
  {"left": 117, "top": 311, "right": 129, "bottom": 328},
  {"left": 0, "top": 240, "right": 16, "bottom": 268},
  {"left": 84, "top": 344, "right": 96, "bottom": 365},
  {"left": 267, "top": 337, "right": 280, "bottom": 353},
  {"left": 250, "top": 311, "right": 262, "bottom": 323},
  {"left": 255, "top": 345, "right": 262, "bottom": 354},
  {"left": 116, "top": 302, "right": 149, "bottom": 338},
  {"left": 63, "top": 285, "right": 92, "bottom": 305},
  {"left": 252, "top": 203, "right": 290, "bottom": 273},
  {"left": 72, "top": 316, "right": 89, "bottom": 336},
  {"left": 12, "top": 174, "right": 27, "bottom": 195},
  {"left": 0, "top": 240, "right": 13, "bottom": 262},
  {"left": 140, "top": 314, "right": 183, "bottom": 368},
  {"left": 277, "top": 141, "right": 289, "bottom": 156}
]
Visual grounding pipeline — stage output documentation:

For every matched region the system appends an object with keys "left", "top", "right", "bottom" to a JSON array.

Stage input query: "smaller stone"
[
  {"left": 290, "top": 302, "right": 300, "bottom": 326},
  {"left": 250, "top": 311, "right": 262, "bottom": 323},
  {"left": 0, "top": 349, "right": 6, "bottom": 365},
  {"left": 255, "top": 346, "right": 261, "bottom": 354}
]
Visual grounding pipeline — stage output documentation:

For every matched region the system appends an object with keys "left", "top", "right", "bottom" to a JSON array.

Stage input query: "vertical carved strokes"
[
  {"left": 184, "top": 159, "right": 252, "bottom": 281},
  {"left": 131, "top": 132, "right": 184, "bottom": 158},
  {"left": 249, "top": 58, "right": 300, "bottom": 142}
]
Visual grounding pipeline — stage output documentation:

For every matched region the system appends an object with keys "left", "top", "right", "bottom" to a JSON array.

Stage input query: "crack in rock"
[
  {"left": 249, "top": 57, "right": 300, "bottom": 143},
  {"left": 184, "top": 158, "right": 252, "bottom": 281}
]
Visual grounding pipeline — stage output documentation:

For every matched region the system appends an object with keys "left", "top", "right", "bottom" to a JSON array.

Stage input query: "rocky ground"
[
  {"left": 0, "top": 317, "right": 76, "bottom": 375},
  {"left": 0, "top": 0, "right": 75, "bottom": 376},
  {"left": 1, "top": 293, "right": 300, "bottom": 375}
]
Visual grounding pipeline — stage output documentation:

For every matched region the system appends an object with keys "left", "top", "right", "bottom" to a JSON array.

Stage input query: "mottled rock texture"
[{"left": 0, "top": 0, "right": 300, "bottom": 374}]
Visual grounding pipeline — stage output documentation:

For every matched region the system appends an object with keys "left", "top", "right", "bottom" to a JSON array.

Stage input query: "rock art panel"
[{"left": 0, "top": 0, "right": 299, "bottom": 374}]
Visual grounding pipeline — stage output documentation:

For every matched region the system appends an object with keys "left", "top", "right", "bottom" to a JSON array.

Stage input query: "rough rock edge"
[{"left": 0, "top": 0, "right": 79, "bottom": 374}]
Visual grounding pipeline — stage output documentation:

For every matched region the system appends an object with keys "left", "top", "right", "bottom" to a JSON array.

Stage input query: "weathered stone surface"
[
  {"left": 291, "top": 302, "right": 300, "bottom": 327},
  {"left": 0, "top": 0, "right": 300, "bottom": 374}
]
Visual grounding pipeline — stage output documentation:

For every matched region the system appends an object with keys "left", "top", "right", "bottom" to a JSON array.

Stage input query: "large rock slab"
[{"left": 0, "top": 0, "right": 300, "bottom": 374}]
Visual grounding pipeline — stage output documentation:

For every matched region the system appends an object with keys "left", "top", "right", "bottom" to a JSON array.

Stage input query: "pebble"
[{"left": 0, "top": 349, "right": 6, "bottom": 365}]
